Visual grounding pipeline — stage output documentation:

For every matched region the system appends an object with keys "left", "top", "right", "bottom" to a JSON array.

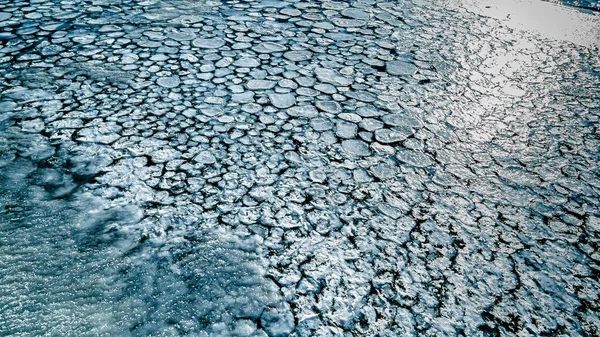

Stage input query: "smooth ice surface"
[{"left": 458, "top": 0, "right": 600, "bottom": 46}]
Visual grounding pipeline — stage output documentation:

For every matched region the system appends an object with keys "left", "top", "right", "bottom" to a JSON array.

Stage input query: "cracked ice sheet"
[{"left": 0, "top": 0, "right": 599, "bottom": 336}]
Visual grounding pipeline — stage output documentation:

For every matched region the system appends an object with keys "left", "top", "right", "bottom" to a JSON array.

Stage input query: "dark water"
[
  {"left": 0, "top": 131, "right": 282, "bottom": 336},
  {"left": 560, "top": 0, "right": 600, "bottom": 11}
]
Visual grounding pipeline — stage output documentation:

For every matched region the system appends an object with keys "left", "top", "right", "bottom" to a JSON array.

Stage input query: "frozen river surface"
[{"left": 0, "top": 0, "right": 599, "bottom": 336}]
